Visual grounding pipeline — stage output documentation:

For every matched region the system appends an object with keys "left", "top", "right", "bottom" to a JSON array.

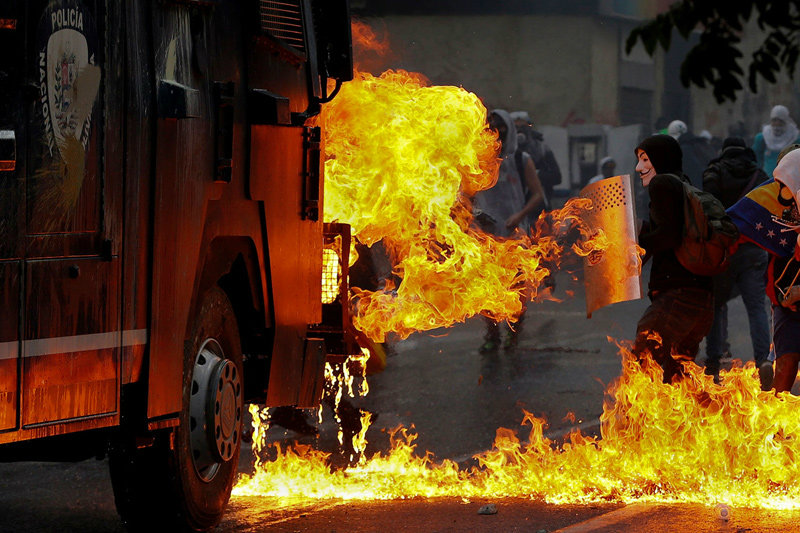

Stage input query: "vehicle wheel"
[{"left": 110, "top": 286, "right": 243, "bottom": 531}]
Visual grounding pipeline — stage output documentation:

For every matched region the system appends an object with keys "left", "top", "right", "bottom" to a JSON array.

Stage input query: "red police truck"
[{"left": 0, "top": 0, "right": 358, "bottom": 529}]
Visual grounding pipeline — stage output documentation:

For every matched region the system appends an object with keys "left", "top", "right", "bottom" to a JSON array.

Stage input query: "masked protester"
[
  {"left": 764, "top": 149, "right": 800, "bottom": 392},
  {"left": 726, "top": 144, "right": 800, "bottom": 393},
  {"left": 633, "top": 135, "right": 714, "bottom": 383},
  {"left": 474, "top": 109, "right": 545, "bottom": 352},
  {"left": 752, "top": 105, "right": 800, "bottom": 178}
]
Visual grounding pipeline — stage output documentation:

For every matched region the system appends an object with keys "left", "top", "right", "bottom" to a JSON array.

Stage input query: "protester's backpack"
[
  {"left": 514, "top": 148, "right": 550, "bottom": 213},
  {"left": 526, "top": 139, "right": 562, "bottom": 194},
  {"left": 669, "top": 174, "right": 740, "bottom": 276}
]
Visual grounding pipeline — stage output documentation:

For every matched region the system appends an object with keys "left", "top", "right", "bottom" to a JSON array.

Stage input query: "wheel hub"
[
  {"left": 210, "top": 358, "right": 241, "bottom": 462},
  {"left": 189, "top": 339, "right": 243, "bottom": 481}
]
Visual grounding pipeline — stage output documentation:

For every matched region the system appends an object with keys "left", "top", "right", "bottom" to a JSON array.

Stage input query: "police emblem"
[{"left": 37, "top": 0, "right": 100, "bottom": 162}]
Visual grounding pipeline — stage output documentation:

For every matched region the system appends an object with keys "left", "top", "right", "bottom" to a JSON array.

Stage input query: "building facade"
[{"left": 351, "top": 0, "right": 800, "bottom": 190}]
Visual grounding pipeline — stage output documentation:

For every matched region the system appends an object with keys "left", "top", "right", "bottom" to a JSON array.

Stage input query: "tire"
[{"left": 110, "top": 286, "right": 244, "bottom": 531}]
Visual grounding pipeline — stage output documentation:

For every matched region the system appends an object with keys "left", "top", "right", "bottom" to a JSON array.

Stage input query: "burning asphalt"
[
  {"left": 220, "top": 270, "right": 800, "bottom": 531},
  {"left": 1, "top": 273, "right": 798, "bottom": 531},
  {"left": 228, "top": 59, "right": 800, "bottom": 509},
  {"left": 225, "top": 59, "right": 800, "bottom": 528},
  {"left": 3, "top": 21, "right": 800, "bottom": 533}
]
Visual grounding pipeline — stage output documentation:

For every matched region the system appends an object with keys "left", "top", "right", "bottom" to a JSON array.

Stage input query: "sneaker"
[
  {"left": 758, "top": 361, "right": 774, "bottom": 391},
  {"left": 479, "top": 339, "right": 499, "bottom": 353}
]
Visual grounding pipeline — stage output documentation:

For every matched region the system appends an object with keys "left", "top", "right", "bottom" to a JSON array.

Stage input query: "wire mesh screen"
[
  {"left": 581, "top": 180, "right": 628, "bottom": 212},
  {"left": 321, "top": 246, "right": 341, "bottom": 304},
  {"left": 258, "top": 0, "right": 305, "bottom": 53},
  {"left": 579, "top": 174, "right": 643, "bottom": 317}
]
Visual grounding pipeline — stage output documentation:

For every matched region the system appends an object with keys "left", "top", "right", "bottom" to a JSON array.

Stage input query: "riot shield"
[{"left": 579, "top": 175, "right": 643, "bottom": 317}]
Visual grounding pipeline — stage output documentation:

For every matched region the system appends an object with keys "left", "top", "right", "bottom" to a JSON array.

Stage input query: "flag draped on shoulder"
[{"left": 727, "top": 179, "right": 796, "bottom": 258}]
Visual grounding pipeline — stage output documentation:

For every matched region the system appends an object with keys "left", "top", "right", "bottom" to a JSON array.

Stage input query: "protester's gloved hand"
[{"left": 779, "top": 285, "right": 800, "bottom": 310}]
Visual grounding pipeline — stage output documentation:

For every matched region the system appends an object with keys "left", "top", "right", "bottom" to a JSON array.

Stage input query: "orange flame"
[
  {"left": 351, "top": 19, "right": 391, "bottom": 57},
  {"left": 233, "top": 24, "right": 796, "bottom": 512},
  {"left": 319, "top": 68, "right": 596, "bottom": 342},
  {"left": 236, "top": 350, "right": 800, "bottom": 509}
]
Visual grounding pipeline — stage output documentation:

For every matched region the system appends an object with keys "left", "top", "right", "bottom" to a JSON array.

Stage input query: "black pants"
[{"left": 634, "top": 287, "right": 714, "bottom": 383}]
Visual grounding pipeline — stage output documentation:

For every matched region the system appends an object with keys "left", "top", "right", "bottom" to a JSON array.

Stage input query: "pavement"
[
  {"left": 221, "top": 497, "right": 800, "bottom": 532},
  {"left": 0, "top": 264, "right": 788, "bottom": 532}
]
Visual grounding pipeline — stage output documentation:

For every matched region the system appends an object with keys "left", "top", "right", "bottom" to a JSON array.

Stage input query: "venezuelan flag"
[{"left": 727, "top": 179, "right": 796, "bottom": 258}]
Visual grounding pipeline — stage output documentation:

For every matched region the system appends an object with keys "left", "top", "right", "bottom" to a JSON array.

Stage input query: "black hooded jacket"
[
  {"left": 635, "top": 135, "right": 712, "bottom": 294},
  {"left": 702, "top": 146, "right": 766, "bottom": 209},
  {"left": 517, "top": 126, "right": 561, "bottom": 196}
]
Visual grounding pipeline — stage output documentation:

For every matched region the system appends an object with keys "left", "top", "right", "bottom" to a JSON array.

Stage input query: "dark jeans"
[
  {"left": 772, "top": 303, "right": 800, "bottom": 359},
  {"left": 634, "top": 286, "right": 714, "bottom": 383},
  {"left": 705, "top": 244, "right": 770, "bottom": 369}
]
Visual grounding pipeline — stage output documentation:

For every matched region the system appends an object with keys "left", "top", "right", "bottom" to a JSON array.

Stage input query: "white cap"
[
  {"left": 773, "top": 148, "right": 800, "bottom": 207},
  {"left": 771, "top": 105, "right": 792, "bottom": 123},
  {"left": 509, "top": 111, "right": 532, "bottom": 124},
  {"left": 667, "top": 120, "right": 687, "bottom": 139}
]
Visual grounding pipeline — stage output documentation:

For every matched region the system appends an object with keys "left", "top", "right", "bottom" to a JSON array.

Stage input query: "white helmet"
[{"left": 667, "top": 120, "right": 687, "bottom": 139}]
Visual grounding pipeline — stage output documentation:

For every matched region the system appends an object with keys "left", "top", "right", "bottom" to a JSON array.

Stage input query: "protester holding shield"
[{"left": 632, "top": 135, "right": 714, "bottom": 383}]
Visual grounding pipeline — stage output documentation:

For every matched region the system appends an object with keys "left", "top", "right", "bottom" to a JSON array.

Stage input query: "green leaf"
[
  {"left": 673, "top": 4, "right": 699, "bottom": 38},
  {"left": 682, "top": 52, "right": 708, "bottom": 88},
  {"left": 761, "top": 52, "right": 781, "bottom": 73},
  {"left": 783, "top": 45, "right": 800, "bottom": 73},
  {"left": 642, "top": 31, "right": 659, "bottom": 56},
  {"left": 656, "top": 22, "right": 673, "bottom": 51},
  {"left": 625, "top": 0, "right": 800, "bottom": 102},
  {"left": 625, "top": 29, "right": 641, "bottom": 55},
  {"left": 748, "top": 64, "right": 760, "bottom": 92}
]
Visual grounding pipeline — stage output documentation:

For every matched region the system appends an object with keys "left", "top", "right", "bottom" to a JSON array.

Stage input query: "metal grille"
[
  {"left": 583, "top": 180, "right": 628, "bottom": 211},
  {"left": 579, "top": 174, "right": 642, "bottom": 317},
  {"left": 321, "top": 246, "right": 342, "bottom": 305},
  {"left": 259, "top": 0, "right": 305, "bottom": 53}
]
